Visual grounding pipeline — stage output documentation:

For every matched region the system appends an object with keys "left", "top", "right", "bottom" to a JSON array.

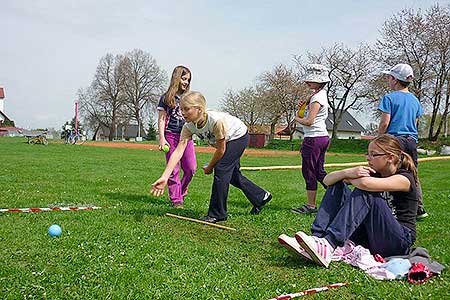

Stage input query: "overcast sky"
[{"left": 1, "top": 0, "right": 448, "bottom": 129}]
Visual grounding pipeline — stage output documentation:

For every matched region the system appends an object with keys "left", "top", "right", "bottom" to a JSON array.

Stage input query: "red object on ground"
[
  {"left": 268, "top": 282, "right": 348, "bottom": 300},
  {"left": 0, "top": 206, "right": 109, "bottom": 213},
  {"left": 408, "top": 262, "right": 433, "bottom": 284}
]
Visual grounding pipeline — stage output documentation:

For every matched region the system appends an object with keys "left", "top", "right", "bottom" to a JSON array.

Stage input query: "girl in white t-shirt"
[
  {"left": 292, "top": 64, "right": 331, "bottom": 215},
  {"left": 151, "top": 91, "right": 272, "bottom": 223}
]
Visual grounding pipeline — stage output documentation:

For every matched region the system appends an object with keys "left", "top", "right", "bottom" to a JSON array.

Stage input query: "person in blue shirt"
[{"left": 378, "top": 63, "right": 426, "bottom": 219}]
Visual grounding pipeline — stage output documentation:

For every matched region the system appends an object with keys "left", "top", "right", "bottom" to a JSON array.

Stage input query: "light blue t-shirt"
[{"left": 378, "top": 91, "right": 423, "bottom": 142}]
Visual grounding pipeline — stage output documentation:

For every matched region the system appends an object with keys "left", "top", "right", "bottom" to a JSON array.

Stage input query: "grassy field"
[{"left": 1, "top": 137, "right": 449, "bottom": 299}]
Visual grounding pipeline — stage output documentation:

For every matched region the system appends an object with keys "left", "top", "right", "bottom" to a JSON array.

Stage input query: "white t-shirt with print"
[
  {"left": 302, "top": 89, "right": 329, "bottom": 137},
  {"left": 181, "top": 110, "right": 247, "bottom": 147}
]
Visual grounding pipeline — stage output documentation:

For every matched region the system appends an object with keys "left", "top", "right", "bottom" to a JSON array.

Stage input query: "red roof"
[
  {"left": 0, "top": 127, "right": 21, "bottom": 131},
  {"left": 0, "top": 87, "right": 4, "bottom": 99}
]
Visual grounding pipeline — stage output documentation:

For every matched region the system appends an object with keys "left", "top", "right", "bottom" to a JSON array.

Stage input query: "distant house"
[
  {"left": 0, "top": 126, "right": 22, "bottom": 137},
  {"left": 96, "top": 124, "right": 140, "bottom": 141},
  {"left": 0, "top": 86, "right": 15, "bottom": 127},
  {"left": 278, "top": 109, "right": 366, "bottom": 140},
  {"left": 247, "top": 124, "right": 287, "bottom": 146},
  {"left": 0, "top": 110, "right": 13, "bottom": 124}
]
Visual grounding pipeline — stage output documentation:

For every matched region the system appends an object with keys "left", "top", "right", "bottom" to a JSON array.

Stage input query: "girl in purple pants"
[
  {"left": 156, "top": 66, "right": 196, "bottom": 208},
  {"left": 293, "top": 64, "right": 331, "bottom": 214}
]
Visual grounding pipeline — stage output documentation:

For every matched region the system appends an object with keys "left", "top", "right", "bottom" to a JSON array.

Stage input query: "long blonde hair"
[
  {"left": 372, "top": 134, "right": 418, "bottom": 183},
  {"left": 163, "top": 66, "right": 191, "bottom": 108}
]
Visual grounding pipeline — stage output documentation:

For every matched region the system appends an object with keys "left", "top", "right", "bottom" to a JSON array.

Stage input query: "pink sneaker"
[
  {"left": 278, "top": 234, "right": 312, "bottom": 261},
  {"left": 295, "top": 231, "right": 333, "bottom": 268}
]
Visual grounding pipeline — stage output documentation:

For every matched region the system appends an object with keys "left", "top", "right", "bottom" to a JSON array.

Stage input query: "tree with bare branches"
[
  {"left": 122, "top": 49, "right": 167, "bottom": 138},
  {"left": 220, "top": 87, "right": 266, "bottom": 133},
  {"left": 257, "top": 64, "right": 306, "bottom": 139},
  {"left": 78, "top": 50, "right": 166, "bottom": 141},
  {"left": 87, "top": 53, "right": 127, "bottom": 141}
]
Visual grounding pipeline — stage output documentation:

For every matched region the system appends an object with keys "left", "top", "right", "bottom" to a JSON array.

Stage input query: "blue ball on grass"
[{"left": 48, "top": 224, "right": 62, "bottom": 237}]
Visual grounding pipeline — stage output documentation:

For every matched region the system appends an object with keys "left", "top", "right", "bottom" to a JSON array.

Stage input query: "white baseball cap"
[{"left": 381, "top": 63, "right": 414, "bottom": 83}]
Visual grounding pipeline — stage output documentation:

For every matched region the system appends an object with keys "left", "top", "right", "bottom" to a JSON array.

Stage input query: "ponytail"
[
  {"left": 372, "top": 134, "right": 419, "bottom": 185},
  {"left": 398, "top": 151, "right": 418, "bottom": 184}
]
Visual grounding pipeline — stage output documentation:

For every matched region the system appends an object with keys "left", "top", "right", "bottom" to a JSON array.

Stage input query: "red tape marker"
[
  {"left": 0, "top": 206, "right": 109, "bottom": 213},
  {"left": 268, "top": 282, "right": 348, "bottom": 300}
]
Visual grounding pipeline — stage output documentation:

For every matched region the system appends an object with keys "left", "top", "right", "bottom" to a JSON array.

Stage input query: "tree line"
[
  {"left": 221, "top": 4, "right": 450, "bottom": 141},
  {"left": 78, "top": 4, "right": 449, "bottom": 141}
]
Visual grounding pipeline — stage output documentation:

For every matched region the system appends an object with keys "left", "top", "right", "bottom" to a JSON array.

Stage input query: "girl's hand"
[
  {"left": 202, "top": 164, "right": 213, "bottom": 175},
  {"left": 150, "top": 177, "right": 168, "bottom": 196},
  {"left": 159, "top": 139, "right": 168, "bottom": 151},
  {"left": 298, "top": 99, "right": 308, "bottom": 107},
  {"left": 345, "top": 166, "right": 376, "bottom": 179}
]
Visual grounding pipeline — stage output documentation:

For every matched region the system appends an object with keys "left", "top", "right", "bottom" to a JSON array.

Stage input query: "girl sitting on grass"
[
  {"left": 279, "top": 134, "right": 418, "bottom": 268},
  {"left": 151, "top": 91, "right": 272, "bottom": 223}
]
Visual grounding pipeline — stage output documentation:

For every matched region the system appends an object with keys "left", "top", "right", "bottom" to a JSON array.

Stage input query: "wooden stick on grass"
[{"left": 165, "top": 213, "right": 237, "bottom": 231}]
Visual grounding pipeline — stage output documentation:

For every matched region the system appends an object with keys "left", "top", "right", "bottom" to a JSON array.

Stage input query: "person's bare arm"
[
  {"left": 150, "top": 139, "right": 189, "bottom": 196},
  {"left": 158, "top": 110, "right": 168, "bottom": 150},
  {"left": 323, "top": 166, "right": 376, "bottom": 186},
  {"left": 378, "top": 112, "right": 391, "bottom": 135},
  {"left": 295, "top": 102, "right": 321, "bottom": 126},
  {"left": 349, "top": 174, "right": 411, "bottom": 192},
  {"left": 203, "top": 138, "right": 226, "bottom": 175}
]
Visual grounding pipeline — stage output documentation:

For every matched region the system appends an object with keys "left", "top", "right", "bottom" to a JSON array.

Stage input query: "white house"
[
  {"left": 0, "top": 86, "right": 9, "bottom": 123},
  {"left": 0, "top": 86, "right": 20, "bottom": 136},
  {"left": 0, "top": 86, "right": 14, "bottom": 124}
]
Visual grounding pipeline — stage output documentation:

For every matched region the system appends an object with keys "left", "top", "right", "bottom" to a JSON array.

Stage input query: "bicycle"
[{"left": 63, "top": 129, "right": 86, "bottom": 145}]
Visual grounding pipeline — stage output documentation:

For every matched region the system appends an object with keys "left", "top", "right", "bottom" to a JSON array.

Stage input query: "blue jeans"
[
  {"left": 311, "top": 182, "right": 412, "bottom": 257},
  {"left": 208, "top": 133, "right": 267, "bottom": 219}
]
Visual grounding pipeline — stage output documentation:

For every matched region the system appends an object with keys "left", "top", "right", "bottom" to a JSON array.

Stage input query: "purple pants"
[
  {"left": 165, "top": 131, "right": 197, "bottom": 204},
  {"left": 301, "top": 136, "right": 330, "bottom": 190}
]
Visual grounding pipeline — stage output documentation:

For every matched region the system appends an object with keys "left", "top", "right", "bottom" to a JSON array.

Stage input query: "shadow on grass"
[
  {"left": 103, "top": 192, "right": 163, "bottom": 205},
  {"left": 104, "top": 192, "right": 208, "bottom": 222},
  {"left": 269, "top": 240, "right": 314, "bottom": 269},
  {"left": 121, "top": 206, "right": 206, "bottom": 222}
]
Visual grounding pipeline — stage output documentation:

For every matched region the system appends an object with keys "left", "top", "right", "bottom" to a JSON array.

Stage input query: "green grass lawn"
[{"left": 1, "top": 137, "right": 448, "bottom": 299}]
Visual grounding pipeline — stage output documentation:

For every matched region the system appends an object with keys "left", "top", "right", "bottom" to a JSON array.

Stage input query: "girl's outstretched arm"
[
  {"left": 323, "top": 166, "right": 376, "bottom": 186},
  {"left": 150, "top": 139, "right": 189, "bottom": 196}
]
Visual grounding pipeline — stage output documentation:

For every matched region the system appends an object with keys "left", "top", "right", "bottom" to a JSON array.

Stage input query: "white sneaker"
[
  {"left": 295, "top": 231, "right": 333, "bottom": 268},
  {"left": 278, "top": 234, "right": 312, "bottom": 261}
]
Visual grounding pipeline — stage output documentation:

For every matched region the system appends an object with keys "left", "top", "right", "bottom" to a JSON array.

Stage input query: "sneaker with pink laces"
[
  {"left": 278, "top": 234, "right": 312, "bottom": 261},
  {"left": 295, "top": 231, "right": 333, "bottom": 268}
]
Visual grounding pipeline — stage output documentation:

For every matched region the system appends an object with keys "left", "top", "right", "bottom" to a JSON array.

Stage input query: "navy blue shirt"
[
  {"left": 383, "top": 169, "right": 418, "bottom": 242},
  {"left": 157, "top": 95, "right": 185, "bottom": 133}
]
